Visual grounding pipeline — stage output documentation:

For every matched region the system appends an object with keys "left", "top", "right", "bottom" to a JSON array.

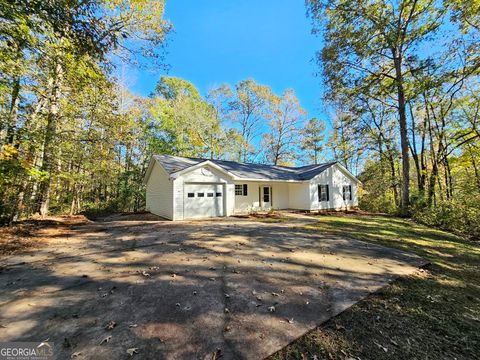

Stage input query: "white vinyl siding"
[
  {"left": 233, "top": 181, "right": 290, "bottom": 213},
  {"left": 309, "top": 164, "right": 358, "bottom": 210},
  {"left": 145, "top": 162, "right": 174, "bottom": 220}
]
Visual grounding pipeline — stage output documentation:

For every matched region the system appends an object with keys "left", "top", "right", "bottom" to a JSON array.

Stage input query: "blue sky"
[{"left": 126, "top": 0, "right": 328, "bottom": 124}]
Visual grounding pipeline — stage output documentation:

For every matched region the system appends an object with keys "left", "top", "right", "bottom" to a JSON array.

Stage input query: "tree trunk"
[
  {"left": 6, "top": 77, "right": 21, "bottom": 145},
  {"left": 392, "top": 48, "right": 410, "bottom": 215},
  {"left": 38, "top": 59, "right": 63, "bottom": 217}
]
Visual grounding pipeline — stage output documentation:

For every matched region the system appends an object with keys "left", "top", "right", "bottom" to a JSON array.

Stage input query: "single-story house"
[{"left": 143, "top": 154, "right": 361, "bottom": 220}]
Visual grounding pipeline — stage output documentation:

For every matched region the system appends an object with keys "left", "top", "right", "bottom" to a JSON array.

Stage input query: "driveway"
[{"left": 0, "top": 214, "right": 426, "bottom": 359}]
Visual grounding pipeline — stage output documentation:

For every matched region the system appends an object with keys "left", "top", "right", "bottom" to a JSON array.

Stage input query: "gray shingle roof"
[{"left": 153, "top": 154, "right": 336, "bottom": 181}]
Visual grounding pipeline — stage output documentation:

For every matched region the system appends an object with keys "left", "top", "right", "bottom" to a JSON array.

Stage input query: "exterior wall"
[
  {"left": 146, "top": 159, "right": 360, "bottom": 220},
  {"left": 173, "top": 165, "right": 235, "bottom": 220},
  {"left": 233, "top": 181, "right": 290, "bottom": 213},
  {"left": 308, "top": 164, "right": 359, "bottom": 210},
  {"left": 288, "top": 183, "right": 311, "bottom": 210},
  {"left": 145, "top": 162, "right": 174, "bottom": 220}
]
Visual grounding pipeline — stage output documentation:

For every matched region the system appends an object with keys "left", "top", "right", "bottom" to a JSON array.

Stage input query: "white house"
[{"left": 143, "top": 154, "right": 361, "bottom": 220}]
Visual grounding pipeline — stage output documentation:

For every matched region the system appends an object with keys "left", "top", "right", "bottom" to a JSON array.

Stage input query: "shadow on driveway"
[{"left": 0, "top": 216, "right": 427, "bottom": 359}]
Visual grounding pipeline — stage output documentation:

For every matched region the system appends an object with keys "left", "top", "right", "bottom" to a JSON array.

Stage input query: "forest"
[{"left": 0, "top": 0, "right": 479, "bottom": 239}]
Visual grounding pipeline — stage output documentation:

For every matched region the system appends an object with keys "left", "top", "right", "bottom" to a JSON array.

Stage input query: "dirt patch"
[
  {"left": 0, "top": 215, "right": 90, "bottom": 256},
  {"left": 232, "top": 212, "right": 288, "bottom": 222}
]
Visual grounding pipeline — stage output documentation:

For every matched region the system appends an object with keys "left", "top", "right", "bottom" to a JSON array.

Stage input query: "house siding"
[
  {"left": 309, "top": 164, "right": 358, "bottom": 210},
  {"left": 233, "top": 181, "right": 290, "bottom": 213},
  {"left": 145, "top": 162, "right": 174, "bottom": 220}
]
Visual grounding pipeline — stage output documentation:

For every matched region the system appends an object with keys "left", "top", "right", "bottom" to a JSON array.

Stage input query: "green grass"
[{"left": 269, "top": 214, "right": 480, "bottom": 360}]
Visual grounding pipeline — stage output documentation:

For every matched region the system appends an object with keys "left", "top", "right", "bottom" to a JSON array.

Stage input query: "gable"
[
  {"left": 179, "top": 164, "right": 232, "bottom": 183},
  {"left": 309, "top": 163, "right": 360, "bottom": 184}
]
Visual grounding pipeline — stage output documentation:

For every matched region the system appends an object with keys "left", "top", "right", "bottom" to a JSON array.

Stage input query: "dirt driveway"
[{"left": 0, "top": 214, "right": 426, "bottom": 359}]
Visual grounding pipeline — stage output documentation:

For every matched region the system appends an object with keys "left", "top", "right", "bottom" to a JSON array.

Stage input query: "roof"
[{"left": 151, "top": 154, "right": 340, "bottom": 181}]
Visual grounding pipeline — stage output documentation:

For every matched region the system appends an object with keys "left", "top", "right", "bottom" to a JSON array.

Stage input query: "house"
[{"left": 143, "top": 154, "right": 361, "bottom": 220}]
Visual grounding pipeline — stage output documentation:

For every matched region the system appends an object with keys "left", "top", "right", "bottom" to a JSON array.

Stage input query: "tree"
[
  {"left": 263, "top": 89, "right": 306, "bottom": 165},
  {"left": 300, "top": 118, "right": 326, "bottom": 164},
  {"left": 217, "top": 79, "right": 273, "bottom": 162},
  {"left": 0, "top": 0, "right": 171, "bottom": 220},
  {"left": 150, "top": 76, "right": 231, "bottom": 159},
  {"left": 307, "top": 0, "right": 447, "bottom": 215}
]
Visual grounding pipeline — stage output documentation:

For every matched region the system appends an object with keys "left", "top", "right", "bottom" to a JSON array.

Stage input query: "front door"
[{"left": 261, "top": 186, "right": 272, "bottom": 209}]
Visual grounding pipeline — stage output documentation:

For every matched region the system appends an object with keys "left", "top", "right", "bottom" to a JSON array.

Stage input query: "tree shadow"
[{"left": 0, "top": 217, "right": 430, "bottom": 359}]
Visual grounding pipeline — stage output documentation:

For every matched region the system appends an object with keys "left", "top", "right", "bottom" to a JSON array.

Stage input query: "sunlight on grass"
[{"left": 270, "top": 214, "right": 480, "bottom": 360}]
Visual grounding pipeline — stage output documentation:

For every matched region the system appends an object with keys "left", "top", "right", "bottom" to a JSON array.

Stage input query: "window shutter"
[
  {"left": 349, "top": 185, "right": 352, "bottom": 200},
  {"left": 342, "top": 186, "right": 345, "bottom": 200},
  {"left": 243, "top": 184, "right": 248, "bottom": 196},
  {"left": 318, "top": 185, "right": 321, "bottom": 202},
  {"left": 326, "top": 185, "right": 329, "bottom": 201}
]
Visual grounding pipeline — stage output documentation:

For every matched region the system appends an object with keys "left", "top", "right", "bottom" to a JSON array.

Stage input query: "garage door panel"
[{"left": 184, "top": 183, "right": 224, "bottom": 219}]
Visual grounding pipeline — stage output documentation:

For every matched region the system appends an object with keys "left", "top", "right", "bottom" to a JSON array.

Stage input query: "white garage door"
[{"left": 184, "top": 183, "right": 224, "bottom": 219}]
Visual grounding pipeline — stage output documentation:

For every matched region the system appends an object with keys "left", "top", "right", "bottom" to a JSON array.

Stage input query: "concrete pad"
[{"left": 0, "top": 216, "right": 427, "bottom": 359}]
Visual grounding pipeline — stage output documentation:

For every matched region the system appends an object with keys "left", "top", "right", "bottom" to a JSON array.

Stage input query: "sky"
[{"left": 126, "top": 0, "right": 329, "bottom": 124}]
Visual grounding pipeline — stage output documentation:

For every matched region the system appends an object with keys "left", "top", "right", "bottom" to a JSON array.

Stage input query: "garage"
[{"left": 184, "top": 183, "right": 224, "bottom": 219}]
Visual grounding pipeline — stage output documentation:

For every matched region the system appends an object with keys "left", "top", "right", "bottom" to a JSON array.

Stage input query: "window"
[
  {"left": 263, "top": 186, "right": 270, "bottom": 202},
  {"left": 235, "top": 184, "right": 242, "bottom": 195},
  {"left": 207, "top": 193, "right": 214, "bottom": 197},
  {"left": 318, "top": 185, "right": 329, "bottom": 202},
  {"left": 197, "top": 192, "right": 205, "bottom": 197},
  {"left": 187, "top": 193, "right": 195, "bottom": 198},
  {"left": 342, "top": 185, "right": 352, "bottom": 201},
  {"left": 216, "top": 192, "right": 222, "bottom": 197},
  {"left": 235, "top": 184, "right": 248, "bottom": 196}
]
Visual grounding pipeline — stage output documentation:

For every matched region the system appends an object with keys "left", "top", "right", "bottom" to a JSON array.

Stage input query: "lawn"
[{"left": 269, "top": 214, "right": 480, "bottom": 360}]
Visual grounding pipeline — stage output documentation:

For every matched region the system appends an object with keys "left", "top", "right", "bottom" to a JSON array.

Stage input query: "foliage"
[
  {"left": 308, "top": 0, "right": 480, "bottom": 235},
  {"left": 263, "top": 89, "right": 306, "bottom": 165},
  {"left": 300, "top": 118, "right": 326, "bottom": 164}
]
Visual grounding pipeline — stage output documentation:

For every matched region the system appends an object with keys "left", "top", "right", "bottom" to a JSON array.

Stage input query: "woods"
[
  {"left": 1, "top": 0, "right": 479, "bottom": 238},
  {"left": 0, "top": 0, "right": 313, "bottom": 223},
  {"left": 307, "top": 0, "right": 480, "bottom": 237}
]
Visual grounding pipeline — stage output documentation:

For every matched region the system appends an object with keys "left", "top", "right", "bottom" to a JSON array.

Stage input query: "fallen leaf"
[
  {"left": 268, "top": 306, "right": 276, "bottom": 312},
  {"left": 211, "top": 348, "right": 222, "bottom": 360},
  {"left": 100, "top": 335, "right": 112, "bottom": 345},
  {"left": 128, "top": 324, "right": 138, "bottom": 328},
  {"left": 373, "top": 340, "right": 388, "bottom": 352},
  {"left": 126, "top": 348, "right": 139, "bottom": 356},
  {"left": 141, "top": 271, "right": 150, "bottom": 277},
  {"left": 71, "top": 352, "right": 81, "bottom": 358},
  {"left": 272, "top": 292, "right": 279, "bottom": 297},
  {"left": 105, "top": 320, "right": 116, "bottom": 330}
]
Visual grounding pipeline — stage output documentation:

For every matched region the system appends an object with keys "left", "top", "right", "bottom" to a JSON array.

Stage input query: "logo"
[{"left": 0, "top": 341, "right": 54, "bottom": 360}]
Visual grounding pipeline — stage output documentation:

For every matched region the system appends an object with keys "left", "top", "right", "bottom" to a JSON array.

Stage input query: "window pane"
[
  {"left": 187, "top": 193, "right": 195, "bottom": 198},
  {"left": 207, "top": 193, "right": 214, "bottom": 197},
  {"left": 235, "top": 184, "right": 242, "bottom": 195},
  {"left": 216, "top": 192, "right": 222, "bottom": 197},
  {"left": 197, "top": 192, "right": 204, "bottom": 197}
]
